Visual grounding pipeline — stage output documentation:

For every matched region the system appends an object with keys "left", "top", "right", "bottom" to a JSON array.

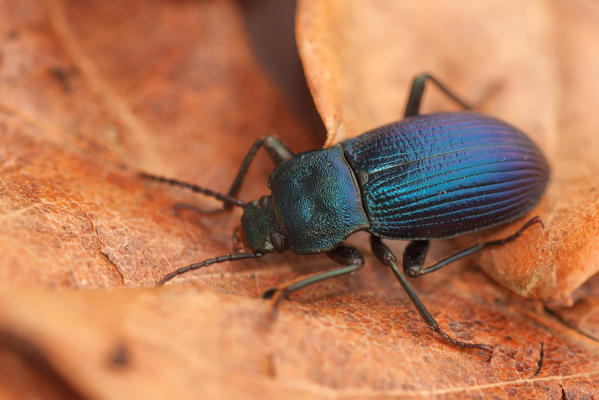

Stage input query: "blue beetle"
[{"left": 145, "top": 74, "right": 549, "bottom": 356}]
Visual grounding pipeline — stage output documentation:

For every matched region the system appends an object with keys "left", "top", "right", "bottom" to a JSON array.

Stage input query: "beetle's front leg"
[
  {"left": 370, "top": 235, "right": 493, "bottom": 358},
  {"left": 403, "top": 216, "right": 543, "bottom": 278},
  {"left": 223, "top": 135, "right": 294, "bottom": 199},
  {"left": 262, "top": 245, "right": 364, "bottom": 315},
  {"left": 142, "top": 136, "right": 293, "bottom": 214},
  {"left": 178, "top": 135, "right": 294, "bottom": 214}
]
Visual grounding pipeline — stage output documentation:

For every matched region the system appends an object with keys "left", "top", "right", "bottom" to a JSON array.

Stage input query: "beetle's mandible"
[{"left": 143, "top": 73, "right": 549, "bottom": 357}]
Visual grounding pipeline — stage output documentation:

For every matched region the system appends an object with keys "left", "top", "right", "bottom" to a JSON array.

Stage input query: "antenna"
[
  {"left": 140, "top": 172, "right": 246, "bottom": 208},
  {"left": 157, "top": 252, "right": 264, "bottom": 286}
]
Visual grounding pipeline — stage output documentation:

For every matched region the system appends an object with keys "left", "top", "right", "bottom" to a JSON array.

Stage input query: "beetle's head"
[{"left": 241, "top": 195, "right": 289, "bottom": 253}]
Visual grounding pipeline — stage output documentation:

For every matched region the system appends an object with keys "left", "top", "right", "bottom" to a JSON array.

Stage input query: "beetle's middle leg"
[
  {"left": 403, "top": 216, "right": 543, "bottom": 278},
  {"left": 370, "top": 235, "right": 493, "bottom": 357},
  {"left": 262, "top": 245, "right": 364, "bottom": 315},
  {"left": 404, "top": 73, "right": 472, "bottom": 117}
]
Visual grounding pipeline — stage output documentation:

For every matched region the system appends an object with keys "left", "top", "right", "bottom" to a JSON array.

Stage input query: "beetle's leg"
[
  {"left": 220, "top": 135, "right": 294, "bottom": 199},
  {"left": 142, "top": 136, "right": 293, "bottom": 214},
  {"left": 262, "top": 245, "right": 364, "bottom": 315},
  {"left": 370, "top": 235, "right": 493, "bottom": 358},
  {"left": 404, "top": 216, "right": 543, "bottom": 278},
  {"left": 404, "top": 73, "right": 472, "bottom": 117},
  {"left": 174, "top": 135, "right": 293, "bottom": 215},
  {"left": 533, "top": 341, "right": 544, "bottom": 377},
  {"left": 201, "top": 135, "right": 293, "bottom": 213}
]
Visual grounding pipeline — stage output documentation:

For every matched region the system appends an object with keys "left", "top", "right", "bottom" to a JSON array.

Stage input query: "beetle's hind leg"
[
  {"left": 370, "top": 235, "right": 493, "bottom": 359},
  {"left": 403, "top": 216, "right": 543, "bottom": 278},
  {"left": 262, "top": 245, "right": 364, "bottom": 316},
  {"left": 404, "top": 73, "right": 472, "bottom": 117}
]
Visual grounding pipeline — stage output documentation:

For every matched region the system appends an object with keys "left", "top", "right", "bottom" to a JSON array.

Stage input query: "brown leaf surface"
[
  {"left": 0, "top": 0, "right": 312, "bottom": 288},
  {"left": 0, "top": 0, "right": 598, "bottom": 398},
  {"left": 297, "top": 0, "right": 599, "bottom": 303},
  {"left": 1, "top": 280, "right": 599, "bottom": 399}
]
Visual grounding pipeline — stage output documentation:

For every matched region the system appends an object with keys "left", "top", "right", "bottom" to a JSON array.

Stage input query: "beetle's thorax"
[
  {"left": 241, "top": 196, "right": 289, "bottom": 253},
  {"left": 268, "top": 145, "right": 370, "bottom": 254}
]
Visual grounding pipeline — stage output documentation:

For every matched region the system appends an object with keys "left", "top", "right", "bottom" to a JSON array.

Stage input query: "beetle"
[{"left": 143, "top": 73, "right": 549, "bottom": 356}]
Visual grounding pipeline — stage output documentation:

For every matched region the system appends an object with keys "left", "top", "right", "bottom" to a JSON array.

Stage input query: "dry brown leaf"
[
  {"left": 297, "top": 0, "right": 599, "bottom": 303},
  {"left": 0, "top": 0, "right": 598, "bottom": 398},
  {"left": 0, "top": 0, "right": 312, "bottom": 288},
  {"left": 1, "top": 280, "right": 599, "bottom": 399}
]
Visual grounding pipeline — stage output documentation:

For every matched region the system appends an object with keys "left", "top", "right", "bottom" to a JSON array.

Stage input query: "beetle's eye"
[{"left": 270, "top": 232, "right": 288, "bottom": 251}]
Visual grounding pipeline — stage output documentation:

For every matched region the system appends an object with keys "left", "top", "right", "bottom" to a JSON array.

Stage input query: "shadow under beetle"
[{"left": 143, "top": 73, "right": 549, "bottom": 357}]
